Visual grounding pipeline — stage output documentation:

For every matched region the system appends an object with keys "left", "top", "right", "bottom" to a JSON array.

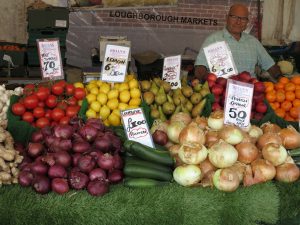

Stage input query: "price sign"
[
  {"left": 121, "top": 108, "right": 154, "bottom": 148},
  {"left": 37, "top": 39, "right": 64, "bottom": 80},
  {"left": 162, "top": 55, "right": 181, "bottom": 89},
  {"left": 101, "top": 44, "right": 130, "bottom": 83},
  {"left": 224, "top": 79, "right": 254, "bottom": 128},
  {"left": 204, "top": 41, "right": 238, "bottom": 78}
]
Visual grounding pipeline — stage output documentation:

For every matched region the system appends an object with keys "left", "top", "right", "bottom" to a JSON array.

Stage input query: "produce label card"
[
  {"left": 101, "top": 44, "right": 130, "bottom": 83},
  {"left": 37, "top": 39, "right": 64, "bottom": 80},
  {"left": 224, "top": 79, "right": 254, "bottom": 128},
  {"left": 162, "top": 55, "right": 181, "bottom": 89},
  {"left": 121, "top": 108, "right": 154, "bottom": 148},
  {"left": 204, "top": 41, "right": 238, "bottom": 78}
]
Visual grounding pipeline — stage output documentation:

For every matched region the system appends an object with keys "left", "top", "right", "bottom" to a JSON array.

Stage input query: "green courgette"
[
  {"left": 112, "top": 128, "right": 127, "bottom": 142},
  {"left": 124, "top": 140, "right": 174, "bottom": 166},
  {"left": 124, "top": 178, "right": 169, "bottom": 188},
  {"left": 288, "top": 148, "right": 300, "bottom": 157},
  {"left": 124, "top": 164, "right": 173, "bottom": 181},
  {"left": 125, "top": 156, "right": 173, "bottom": 173}
]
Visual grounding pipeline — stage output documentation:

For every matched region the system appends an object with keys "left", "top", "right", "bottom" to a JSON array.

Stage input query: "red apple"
[
  {"left": 212, "top": 102, "right": 222, "bottom": 111},
  {"left": 216, "top": 77, "right": 227, "bottom": 87},
  {"left": 213, "top": 94, "right": 221, "bottom": 103},
  {"left": 208, "top": 80, "right": 215, "bottom": 88},
  {"left": 253, "top": 93, "right": 265, "bottom": 103},
  {"left": 211, "top": 84, "right": 223, "bottom": 96},
  {"left": 249, "top": 78, "right": 258, "bottom": 84},
  {"left": 207, "top": 73, "right": 217, "bottom": 82},
  {"left": 254, "top": 82, "right": 266, "bottom": 93},
  {"left": 238, "top": 71, "right": 251, "bottom": 82},
  {"left": 254, "top": 112, "right": 264, "bottom": 120},
  {"left": 255, "top": 102, "right": 267, "bottom": 113}
]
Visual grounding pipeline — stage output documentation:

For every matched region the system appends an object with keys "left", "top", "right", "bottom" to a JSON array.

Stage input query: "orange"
[
  {"left": 295, "top": 85, "right": 300, "bottom": 90},
  {"left": 281, "top": 101, "right": 292, "bottom": 111},
  {"left": 264, "top": 82, "right": 274, "bottom": 92},
  {"left": 279, "top": 77, "right": 290, "bottom": 84},
  {"left": 274, "top": 82, "right": 285, "bottom": 90},
  {"left": 285, "top": 91, "right": 295, "bottom": 101},
  {"left": 291, "top": 76, "right": 300, "bottom": 85},
  {"left": 295, "top": 89, "right": 300, "bottom": 99},
  {"left": 290, "top": 107, "right": 300, "bottom": 119},
  {"left": 270, "top": 102, "right": 280, "bottom": 110},
  {"left": 266, "top": 92, "right": 276, "bottom": 103},
  {"left": 293, "top": 99, "right": 300, "bottom": 107},
  {"left": 275, "top": 108, "right": 286, "bottom": 118},
  {"left": 276, "top": 91, "right": 285, "bottom": 102},
  {"left": 285, "top": 82, "right": 296, "bottom": 92},
  {"left": 284, "top": 113, "right": 295, "bottom": 121}
]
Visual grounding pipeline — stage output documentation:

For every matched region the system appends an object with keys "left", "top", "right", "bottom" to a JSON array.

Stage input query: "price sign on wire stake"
[
  {"left": 121, "top": 108, "right": 154, "bottom": 148},
  {"left": 37, "top": 39, "right": 64, "bottom": 80},
  {"left": 204, "top": 41, "right": 238, "bottom": 78},
  {"left": 224, "top": 79, "right": 254, "bottom": 128},
  {"left": 162, "top": 55, "right": 181, "bottom": 89},
  {"left": 101, "top": 44, "right": 130, "bottom": 83}
]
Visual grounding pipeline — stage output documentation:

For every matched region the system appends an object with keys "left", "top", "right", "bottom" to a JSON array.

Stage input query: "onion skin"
[
  {"left": 235, "top": 142, "right": 259, "bottom": 164},
  {"left": 261, "top": 122, "right": 281, "bottom": 133},
  {"left": 178, "top": 143, "right": 208, "bottom": 165},
  {"left": 218, "top": 125, "right": 243, "bottom": 145},
  {"left": 257, "top": 132, "right": 282, "bottom": 150},
  {"left": 204, "top": 130, "right": 219, "bottom": 148},
  {"left": 228, "top": 162, "right": 246, "bottom": 183},
  {"left": 168, "top": 144, "right": 180, "bottom": 156},
  {"left": 170, "top": 112, "right": 192, "bottom": 125},
  {"left": 248, "top": 125, "right": 263, "bottom": 140},
  {"left": 207, "top": 110, "right": 224, "bottom": 130},
  {"left": 173, "top": 164, "right": 202, "bottom": 187},
  {"left": 193, "top": 116, "right": 208, "bottom": 130},
  {"left": 262, "top": 143, "right": 287, "bottom": 166},
  {"left": 198, "top": 158, "right": 216, "bottom": 176},
  {"left": 279, "top": 126, "right": 300, "bottom": 149},
  {"left": 275, "top": 163, "right": 300, "bottom": 183},
  {"left": 213, "top": 168, "right": 239, "bottom": 192},
  {"left": 179, "top": 122, "right": 205, "bottom": 145},
  {"left": 251, "top": 159, "right": 276, "bottom": 182},
  {"left": 167, "top": 121, "right": 186, "bottom": 144}
]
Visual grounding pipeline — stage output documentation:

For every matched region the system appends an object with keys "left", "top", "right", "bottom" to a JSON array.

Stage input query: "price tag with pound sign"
[{"left": 162, "top": 55, "right": 181, "bottom": 89}]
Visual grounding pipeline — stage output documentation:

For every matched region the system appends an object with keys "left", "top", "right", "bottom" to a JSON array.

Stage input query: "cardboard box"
[{"left": 99, "top": 36, "right": 131, "bottom": 62}]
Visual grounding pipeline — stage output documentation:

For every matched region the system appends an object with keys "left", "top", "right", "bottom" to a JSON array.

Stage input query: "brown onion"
[
  {"left": 218, "top": 125, "right": 243, "bottom": 145},
  {"left": 251, "top": 159, "right": 276, "bottom": 182},
  {"left": 275, "top": 163, "right": 300, "bottom": 182},
  {"left": 178, "top": 142, "right": 207, "bottom": 165},
  {"left": 243, "top": 165, "right": 263, "bottom": 187},
  {"left": 278, "top": 125, "right": 300, "bottom": 149},
  {"left": 248, "top": 125, "right": 263, "bottom": 140},
  {"left": 240, "top": 131, "right": 253, "bottom": 144},
  {"left": 262, "top": 143, "right": 287, "bottom": 166},
  {"left": 168, "top": 144, "right": 180, "bottom": 156},
  {"left": 198, "top": 158, "right": 216, "bottom": 176},
  {"left": 179, "top": 122, "right": 205, "bottom": 145},
  {"left": 261, "top": 122, "right": 281, "bottom": 133},
  {"left": 205, "top": 130, "right": 219, "bottom": 148},
  {"left": 229, "top": 161, "right": 246, "bottom": 183},
  {"left": 257, "top": 132, "right": 282, "bottom": 150},
  {"left": 213, "top": 168, "right": 240, "bottom": 192},
  {"left": 193, "top": 116, "right": 208, "bottom": 130},
  {"left": 170, "top": 112, "right": 192, "bottom": 125},
  {"left": 235, "top": 142, "right": 259, "bottom": 164},
  {"left": 200, "top": 170, "right": 215, "bottom": 187}
]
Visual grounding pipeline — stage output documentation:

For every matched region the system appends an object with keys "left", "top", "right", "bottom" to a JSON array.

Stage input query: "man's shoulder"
[{"left": 202, "top": 30, "right": 225, "bottom": 46}]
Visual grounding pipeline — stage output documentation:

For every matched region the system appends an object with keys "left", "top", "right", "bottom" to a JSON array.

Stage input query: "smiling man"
[{"left": 194, "top": 3, "right": 281, "bottom": 82}]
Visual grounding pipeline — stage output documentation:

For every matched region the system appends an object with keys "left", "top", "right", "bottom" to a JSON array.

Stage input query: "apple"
[
  {"left": 249, "top": 78, "right": 258, "bottom": 84},
  {"left": 255, "top": 102, "right": 268, "bottom": 113},
  {"left": 208, "top": 80, "right": 215, "bottom": 88},
  {"left": 254, "top": 82, "right": 266, "bottom": 93},
  {"left": 216, "top": 77, "right": 227, "bottom": 87},
  {"left": 212, "top": 102, "right": 222, "bottom": 111},
  {"left": 211, "top": 84, "right": 223, "bottom": 96},
  {"left": 238, "top": 71, "right": 251, "bottom": 82},
  {"left": 207, "top": 73, "right": 217, "bottom": 82},
  {"left": 254, "top": 112, "right": 264, "bottom": 120},
  {"left": 213, "top": 94, "right": 221, "bottom": 103}
]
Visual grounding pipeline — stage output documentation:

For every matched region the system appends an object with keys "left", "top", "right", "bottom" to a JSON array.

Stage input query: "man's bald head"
[{"left": 228, "top": 4, "right": 249, "bottom": 18}]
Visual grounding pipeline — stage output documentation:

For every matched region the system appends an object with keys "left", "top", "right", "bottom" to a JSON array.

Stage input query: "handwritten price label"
[
  {"left": 101, "top": 44, "right": 130, "bottom": 83},
  {"left": 121, "top": 108, "right": 154, "bottom": 148},
  {"left": 224, "top": 79, "right": 254, "bottom": 128},
  {"left": 162, "top": 55, "right": 181, "bottom": 89},
  {"left": 37, "top": 39, "right": 64, "bottom": 80}
]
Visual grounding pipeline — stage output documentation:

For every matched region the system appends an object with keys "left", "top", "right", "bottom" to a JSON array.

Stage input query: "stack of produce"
[
  {"left": 17, "top": 118, "right": 124, "bottom": 196},
  {"left": 151, "top": 111, "right": 300, "bottom": 192},
  {"left": 0, "top": 84, "right": 23, "bottom": 128},
  {"left": 140, "top": 76, "right": 210, "bottom": 121},
  {"left": 11, "top": 81, "right": 85, "bottom": 128},
  {"left": 206, "top": 72, "right": 268, "bottom": 120},
  {"left": 264, "top": 76, "right": 300, "bottom": 121},
  {"left": 84, "top": 75, "right": 142, "bottom": 126}
]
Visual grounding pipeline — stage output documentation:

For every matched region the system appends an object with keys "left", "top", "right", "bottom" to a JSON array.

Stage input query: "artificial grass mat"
[{"left": 0, "top": 182, "right": 281, "bottom": 225}]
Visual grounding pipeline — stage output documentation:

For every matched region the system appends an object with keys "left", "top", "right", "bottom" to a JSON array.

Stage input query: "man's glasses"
[{"left": 229, "top": 14, "right": 249, "bottom": 23}]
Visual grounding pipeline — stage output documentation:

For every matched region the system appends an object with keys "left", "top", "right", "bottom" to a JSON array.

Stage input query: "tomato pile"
[
  {"left": 208, "top": 71, "right": 268, "bottom": 120},
  {"left": 11, "top": 80, "right": 86, "bottom": 128}
]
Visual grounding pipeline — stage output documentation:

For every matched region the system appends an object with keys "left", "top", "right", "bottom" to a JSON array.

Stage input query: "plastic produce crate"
[
  {"left": 0, "top": 42, "right": 26, "bottom": 67},
  {"left": 27, "top": 29, "right": 68, "bottom": 47}
]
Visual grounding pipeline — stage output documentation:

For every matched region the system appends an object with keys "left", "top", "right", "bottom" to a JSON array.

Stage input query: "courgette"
[
  {"left": 125, "top": 156, "right": 173, "bottom": 173},
  {"left": 124, "top": 178, "right": 169, "bottom": 188},
  {"left": 287, "top": 148, "right": 300, "bottom": 157},
  {"left": 124, "top": 140, "right": 174, "bottom": 166},
  {"left": 112, "top": 128, "right": 127, "bottom": 142},
  {"left": 124, "top": 164, "right": 173, "bottom": 181}
]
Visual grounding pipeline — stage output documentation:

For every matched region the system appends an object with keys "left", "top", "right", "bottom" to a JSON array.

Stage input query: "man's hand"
[{"left": 267, "top": 64, "right": 282, "bottom": 81}]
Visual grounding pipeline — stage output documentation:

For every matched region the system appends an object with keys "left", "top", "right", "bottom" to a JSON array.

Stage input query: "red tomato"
[
  {"left": 12, "top": 103, "right": 26, "bottom": 116},
  {"left": 51, "top": 83, "right": 64, "bottom": 96},
  {"left": 45, "top": 95, "right": 58, "bottom": 108},
  {"left": 33, "top": 107, "right": 45, "bottom": 118},
  {"left": 36, "top": 117, "right": 50, "bottom": 128},
  {"left": 56, "top": 80, "right": 66, "bottom": 88},
  {"left": 24, "top": 95, "right": 39, "bottom": 110},
  {"left": 22, "top": 112, "right": 34, "bottom": 123},
  {"left": 23, "top": 84, "right": 35, "bottom": 96},
  {"left": 65, "top": 84, "right": 75, "bottom": 96},
  {"left": 51, "top": 108, "right": 65, "bottom": 121},
  {"left": 44, "top": 109, "right": 52, "bottom": 120},
  {"left": 65, "top": 106, "right": 80, "bottom": 118},
  {"left": 67, "top": 96, "right": 78, "bottom": 106},
  {"left": 36, "top": 86, "right": 50, "bottom": 101},
  {"left": 74, "top": 88, "right": 86, "bottom": 100},
  {"left": 37, "top": 101, "right": 45, "bottom": 108},
  {"left": 59, "top": 116, "right": 70, "bottom": 125},
  {"left": 57, "top": 101, "right": 68, "bottom": 111}
]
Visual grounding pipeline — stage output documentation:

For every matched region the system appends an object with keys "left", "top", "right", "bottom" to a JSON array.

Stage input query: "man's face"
[{"left": 226, "top": 6, "right": 249, "bottom": 35}]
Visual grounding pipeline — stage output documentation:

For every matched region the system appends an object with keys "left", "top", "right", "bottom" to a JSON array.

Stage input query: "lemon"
[
  {"left": 86, "top": 109, "right": 97, "bottom": 118},
  {"left": 86, "top": 93, "right": 97, "bottom": 104},
  {"left": 90, "top": 101, "right": 101, "bottom": 112},
  {"left": 108, "top": 113, "right": 120, "bottom": 126},
  {"left": 97, "top": 92, "right": 108, "bottom": 105},
  {"left": 90, "top": 87, "right": 99, "bottom": 95},
  {"left": 119, "top": 90, "right": 131, "bottom": 103},
  {"left": 126, "top": 105, "right": 138, "bottom": 110},
  {"left": 103, "top": 119, "right": 110, "bottom": 127},
  {"left": 107, "top": 89, "right": 119, "bottom": 100},
  {"left": 86, "top": 83, "right": 97, "bottom": 91},
  {"left": 99, "top": 105, "right": 110, "bottom": 120},
  {"left": 99, "top": 83, "right": 111, "bottom": 94},
  {"left": 107, "top": 98, "right": 119, "bottom": 110},
  {"left": 129, "top": 98, "right": 141, "bottom": 106},
  {"left": 118, "top": 102, "right": 128, "bottom": 110},
  {"left": 112, "top": 109, "right": 121, "bottom": 117},
  {"left": 89, "top": 80, "right": 98, "bottom": 85},
  {"left": 113, "top": 83, "right": 120, "bottom": 90},
  {"left": 129, "top": 78, "right": 139, "bottom": 89},
  {"left": 118, "top": 82, "right": 129, "bottom": 92},
  {"left": 130, "top": 88, "right": 141, "bottom": 99},
  {"left": 126, "top": 74, "right": 135, "bottom": 81},
  {"left": 96, "top": 80, "right": 103, "bottom": 87},
  {"left": 74, "top": 82, "right": 84, "bottom": 88}
]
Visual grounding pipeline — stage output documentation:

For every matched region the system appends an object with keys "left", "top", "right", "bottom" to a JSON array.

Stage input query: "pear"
[
  {"left": 153, "top": 77, "right": 162, "bottom": 86},
  {"left": 178, "top": 94, "right": 187, "bottom": 104},
  {"left": 185, "top": 100, "right": 193, "bottom": 112},
  {"left": 162, "top": 101, "right": 175, "bottom": 115},
  {"left": 150, "top": 81, "right": 159, "bottom": 95},
  {"left": 173, "top": 94, "right": 181, "bottom": 106},
  {"left": 174, "top": 105, "right": 182, "bottom": 114},
  {"left": 155, "top": 86, "right": 167, "bottom": 105},
  {"left": 150, "top": 106, "right": 160, "bottom": 119},
  {"left": 181, "top": 75, "right": 188, "bottom": 87},
  {"left": 181, "top": 86, "right": 193, "bottom": 98},
  {"left": 193, "top": 83, "right": 203, "bottom": 92},
  {"left": 199, "top": 88, "right": 210, "bottom": 98},
  {"left": 143, "top": 91, "right": 155, "bottom": 105},
  {"left": 140, "top": 80, "right": 151, "bottom": 92},
  {"left": 191, "top": 98, "right": 207, "bottom": 118},
  {"left": 173, "top": 88, "right": 182, "bottom": 96},
  {"left": 167, "top": 94, "right": 174, "bottom": 104},
  {"left": 190, "top": 92, "right": 202, "bottom": 105},
  {"left": 181, "top": 103, "right": 190, "bottom": 114},
  {"left": 161, "top": 81, "right": 171, "bottom": 93},
  {"left": 158, "top": 105, "right": 167, "bottom": 122}
]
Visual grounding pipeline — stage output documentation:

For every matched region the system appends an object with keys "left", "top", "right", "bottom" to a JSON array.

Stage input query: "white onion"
[
  {"left": 207, "top": 110, "right": 224, "bottom": 130},
  {"left": 167, "top": 121, "right": 186, "bottom": 143},
  {"left": 170, "top": 112, "right": 192, "bottom": 125},
  {"left": 219, "top": 125, "right": 244, "bottom": 145},
  {"left": 173, "top": 164, "right": 202, "bottom": 186},
  {"left": 248, "top": 125, "right": 263, "bottom": 140},
  {"left": 179, "top": 122, "right": 205, "bottom": 145},
  {"left": 208, "top": 139, "right": 238, "bottom": 168},
  {"left": 213, "top": 168, "right": 240, "bottom": 192},
  {"left": 251, "top": 159, "right": 276, "bottom": 182},
  {"left": 205, "top": 130, "right": 219, "bottom": 148},
  {"left": 275, "top": 163, "right": 300, "bottom": 183},
  {"left": 178, "top": 142, "right": 208, "bottom": 165},
  {"left": 193, "top": 116, "right": 208, "bottom": 130},
  {"left": 262, "top": 143, "right": 287, "bottom": 166}
]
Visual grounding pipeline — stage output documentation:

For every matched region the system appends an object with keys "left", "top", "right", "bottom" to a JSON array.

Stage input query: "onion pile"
[{"left": 18, "top": 118, "right": 123, "bottom": 196}]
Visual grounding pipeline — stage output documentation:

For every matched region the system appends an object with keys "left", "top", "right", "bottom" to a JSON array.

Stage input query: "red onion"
[
  {"left": 51, "top": 178, "right": 69, "bottom": 194},
  {"left": 89, "top": 151, "right": 103, "bottom": 161},
  {"left": 32, "top": 175, "right": 51, "bottom": 194},
  {"left": 72, "top": 133, "right": 85, "bottom": 142},
  {"left": 30, "top": 162, "right": 48, "bottom": 175},
  {"left": 93, "top": 136, "right": 111, "bottom": 153},
  {"left": 86, "top": 118, "right": 105, "bottom": 132},
  {"left": 69, "top": 171, "right": 89, "bottom": 190},
  {"left": 27, "top": 142, "right": 44, "bottom": 158},
  {"left": 45, "top": 135, "right": 56, "bottom": 147},
  {"left": 113, "top": 154, "right": 123, "bottom": 169},
  {"left": 41, "top": 154, "right": 56, "bottom": 166},
  {"left": 48, "top": 164, "right": 67, "bottom": 178},
  {"left": 14, "top": 142, "right": 25, "bottom": 154},
  {"left": 72, "top": 141, "right": 90, "bottom": 153},
  {"left": 18, "top": 171, "right": 34, "bottom": 187},
  {"left": 97, "top": 153, "right": 114, "bottom": 171},
  {"left": 79, "top": 125, "right": 98, "bottom": 142},
  {"left": 31, "top": 130, "right": 44, "bottom": 143},
  {"left": 18, "top": 156, "right": 33, "bottom": 170},
  {"left": 89, "top": 168, "right": 107, "bottom": 181},
  {"left": 49, "top": 137, "right": 63, "bottom": 152},
  {"left": 58, "top": 139, "right": 72, "bottom": 151},
  {"left": 41, "top": 126, "right": 52, "bottom": 137},
  {"left": 54, "top": 124, "right": 74, "bottom": 139},
  {"left": 108, "top": 170, "right": 123, "bottom": 183},
  {"left": 78, "top": 155, "right": 96, "bottom": 173},
  {"left": 87, "top": 180, "right": 109, "bottom": 196},
  {"left": 54, "top": 151, "right": 72, "bottom": 168},
  {"left": 152, "top": 130, "right": 168, "bottom": 146},
  {"left": 72, "top": 153, "right": 82, "bottom": 167}
]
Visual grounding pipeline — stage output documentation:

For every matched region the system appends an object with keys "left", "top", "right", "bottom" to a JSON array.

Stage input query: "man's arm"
[
  {"left": 194, "top": 65, "right": 209, "bottom": 82},
  {"left": 267, "top": 64, "right": 282, "bottom": 80}
]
